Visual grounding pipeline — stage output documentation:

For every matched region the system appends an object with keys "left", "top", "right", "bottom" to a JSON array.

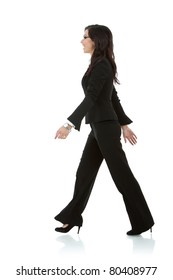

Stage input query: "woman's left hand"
[
  {"left": 55, "top": 126, "right": 70, "bottom": 140},
  {"left": 121, "top": 125, "right": 137, "bottom": 145}
]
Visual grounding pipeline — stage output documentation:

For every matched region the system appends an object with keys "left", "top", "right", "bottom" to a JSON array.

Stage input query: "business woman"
[{"left": 54, "top": 24, "right": 154, "bottom": 235}]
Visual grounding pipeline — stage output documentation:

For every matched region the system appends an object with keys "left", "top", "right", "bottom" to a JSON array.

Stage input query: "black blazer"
[{"left": 68, "top": 58, "right": 132, "bottom": 131}]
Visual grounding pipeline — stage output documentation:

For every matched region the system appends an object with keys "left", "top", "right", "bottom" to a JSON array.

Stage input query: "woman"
[{"left": 54, "top": 24, "right": 154, "bottom": 235}]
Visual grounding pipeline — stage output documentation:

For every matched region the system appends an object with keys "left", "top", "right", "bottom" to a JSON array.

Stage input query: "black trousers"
[{"left": 55, "top": 121, "right": 154, "bottom": 231}]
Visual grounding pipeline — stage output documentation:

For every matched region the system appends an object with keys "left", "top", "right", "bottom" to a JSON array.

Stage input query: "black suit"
[
  {"left": 55, "top": 58, "right": 154, "bottom": 232},
  {"left": 67, "top": 58, "right": 132, "bottom": 130}
]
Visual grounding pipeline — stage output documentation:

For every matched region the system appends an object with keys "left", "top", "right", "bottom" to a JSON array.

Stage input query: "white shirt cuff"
[{"left": 66, "top": 120, "right": 75, "bottom": 128}]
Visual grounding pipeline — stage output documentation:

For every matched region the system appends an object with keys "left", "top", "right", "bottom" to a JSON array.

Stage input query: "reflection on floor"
[
  {"left": 126, "top": 234, "right": 155, "bottom": 255},
  {"left": 55, "top": 230, "right": 155, "bottom": 258},
  {"left": 56, "top": 235, "right": 85, "bottom": 256}
]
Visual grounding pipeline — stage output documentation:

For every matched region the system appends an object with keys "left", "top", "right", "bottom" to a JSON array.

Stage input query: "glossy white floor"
[{"left": 1, "top": 1, "right": 173, "bottom": 279}]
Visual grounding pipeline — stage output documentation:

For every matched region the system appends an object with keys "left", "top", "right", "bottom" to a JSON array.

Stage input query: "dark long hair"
[{"left": 85, "top": 24, "right": 119, "bottom": 84}]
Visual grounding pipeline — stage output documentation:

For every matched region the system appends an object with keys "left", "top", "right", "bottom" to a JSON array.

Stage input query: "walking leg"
[
  {"left": 92, "top": 121, "right": 154, "bottom": 232},
  {"left": 55, "top": 130, "right": 103, "bottom": 226}
]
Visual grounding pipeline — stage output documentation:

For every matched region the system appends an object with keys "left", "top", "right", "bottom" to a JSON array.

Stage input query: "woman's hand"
[
  {"left": 55, "top": 126, "right": 71, "bottom": 140},
  {"left": 121, "top": 125, "right": 137, "bottom": 145}
]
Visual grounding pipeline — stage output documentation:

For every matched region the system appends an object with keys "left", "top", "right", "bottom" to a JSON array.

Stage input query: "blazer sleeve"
[
  {"left": 67, "top": 60, "right": 109, "bottom": 131},
  {"left": 111, "top": 86, "right": 133, "bottom": 125}
]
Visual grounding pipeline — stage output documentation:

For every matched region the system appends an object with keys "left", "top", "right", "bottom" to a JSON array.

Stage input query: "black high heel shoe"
[
  {"left": 127, "top": 227, "right": 152, "bottom": 236},
  {"left": 55, "top": 224, "right": 81, "bottom": 234}
]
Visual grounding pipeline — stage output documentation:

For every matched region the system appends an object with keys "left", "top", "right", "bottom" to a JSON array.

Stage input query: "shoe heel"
[
  {"left": 77, "top": 226, "right": 81, "bottom": 234},
  {"left": 150, "top": 227, "right": 152, "bottom": 233}
]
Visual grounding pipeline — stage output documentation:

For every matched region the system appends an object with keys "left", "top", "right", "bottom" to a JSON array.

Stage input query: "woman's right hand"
[{"left": 121, "top": 125, "right": 137, "bottom": 145}]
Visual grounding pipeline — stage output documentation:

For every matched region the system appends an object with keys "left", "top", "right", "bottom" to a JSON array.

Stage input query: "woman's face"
[{"left": 81, "top": 29, "right": 95, "bottom": 55}]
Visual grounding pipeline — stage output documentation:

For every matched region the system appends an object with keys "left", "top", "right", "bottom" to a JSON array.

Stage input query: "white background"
[{"left": 0, "top": 0, "right": 173, "bottom": 279}]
